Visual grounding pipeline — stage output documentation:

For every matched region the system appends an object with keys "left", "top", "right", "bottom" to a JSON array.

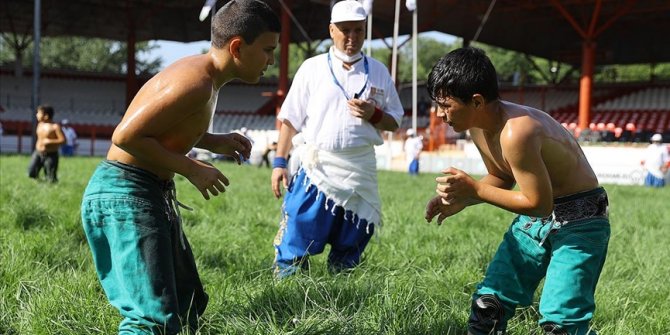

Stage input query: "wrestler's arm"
[
  {"left": 426, "top": 139, "right": 515, "bottom": 224},
  {"left": 474, "top": 118, "right": 554, "bottom": 217},
  {"left": 112, "top": 81, "right": 228, "bottom": 199},
  {"left": 271, "top": 120, "right": 297, "bottom": 198},
  {"left": 196, "top": 132, "right": 252, "bottom": 164},
  {"left": 435, "top": 134, "right": 515, "bottom": 203},
  {"left": 46, "top": 124, "right": 66, "bottom": 146}
]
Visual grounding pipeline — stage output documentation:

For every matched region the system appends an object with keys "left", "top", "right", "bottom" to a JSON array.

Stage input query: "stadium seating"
[{"left": 2, "top": 70, "right": 668, "bottom": 145}]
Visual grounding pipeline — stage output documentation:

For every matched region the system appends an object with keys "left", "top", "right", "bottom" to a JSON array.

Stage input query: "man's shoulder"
[
  {"left": 301, "top": 53, "right": 328, "bottom": 67},
  {"left": 366, "top": 57, "right": 393, "bottom": 82},
  {"left": 366, "top": 56, "right": 387, "bottom": 67}
]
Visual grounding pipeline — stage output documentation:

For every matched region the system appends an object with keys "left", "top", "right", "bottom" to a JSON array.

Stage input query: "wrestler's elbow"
[
  {"left": 111, "top": 130, "right": 127, "bottom": 147},
  {"left": 111, "top": 129, "right": 139, "bottom": 150},
  {"left": 527, "top": 198, "right": 553, "bottom": 217}
]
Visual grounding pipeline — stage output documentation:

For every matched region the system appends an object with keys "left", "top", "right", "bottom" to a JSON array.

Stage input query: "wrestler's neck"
[
  {"left": 479, "top": 100, "right": 506, "bottom": 135},
  {"left": 208, "top": 48, "right": 237, "bottom": 89},
  {"left": 332, "top": 47, "right": 363, "bottom": 70}
]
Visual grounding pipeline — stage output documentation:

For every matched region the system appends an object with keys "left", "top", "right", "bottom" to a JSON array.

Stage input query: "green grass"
[{"left": 1, "top": 154, "right": 669, "bottom": 334}]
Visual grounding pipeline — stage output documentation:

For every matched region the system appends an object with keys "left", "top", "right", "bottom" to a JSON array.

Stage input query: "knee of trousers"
[{"left": 468, "top": 294, "right": 506, "bottom": 335}]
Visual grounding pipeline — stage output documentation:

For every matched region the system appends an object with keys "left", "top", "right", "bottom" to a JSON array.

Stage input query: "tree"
[
  {"left": 396, "top": 36, "right": 459, "bottom": 83},
  {"left": 0, "top": 34, "right": 162, "bottom": 75},
  {"left": 222, "top": 34, "right": 669, "bottom": 85},
  {"left": 263, "top": 40, "right": 329, "bottom": 79}
]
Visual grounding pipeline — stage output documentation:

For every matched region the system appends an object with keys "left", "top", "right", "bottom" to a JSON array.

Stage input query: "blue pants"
[
  {"left": 470, "top": 188, "right": 610, "bottom": 335},
  {"left": 644, "top": 172, "right": 665, "bottom": 187},
  {"left": 273, "top": 169, "right": 374, "bottom": 277},
  {"left": 81, "top": 161, "right": 208, "bottom": 334},
  {"left": 408, "top": 158, "right": 419, "bottom": 175},
  {"left": 61, "top": 144, "right": 75, "bottom": 156}
]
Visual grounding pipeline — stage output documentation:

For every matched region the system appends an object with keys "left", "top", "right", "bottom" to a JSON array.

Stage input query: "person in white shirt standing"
[
  {"left": 642, "top": 133, "right": 669, "bottom": 187},
  {"left": 270, "top": 0, "right": 403, "bottom": 278},
  {"left": 60, "top": 119, "right": 78, "bottom": 156},
  {"left": 404, "top": 128, "right": 423, "bottom": 175}
]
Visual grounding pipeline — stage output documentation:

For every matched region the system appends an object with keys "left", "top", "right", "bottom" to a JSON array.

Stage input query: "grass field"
[{"left": 1, "top": 154, "right": 669, "bottom": 335}]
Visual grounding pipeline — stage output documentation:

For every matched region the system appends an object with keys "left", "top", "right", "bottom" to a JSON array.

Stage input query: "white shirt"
[
  {"left": 62, "top": 126, "right": 78, "bottom": 146},
  {"left": 404, "top": 136, "right": 423, "bottom": 162},
  {"left": 278, "top": 48, "right": 404, "bottom": 151},
  {"left": 643, "top": 143, "right": 669, "bottom": 178}
]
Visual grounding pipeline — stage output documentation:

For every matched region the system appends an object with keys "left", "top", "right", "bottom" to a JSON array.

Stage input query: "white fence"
[{"left": 1, "top": 134, "right": 663, "bottom": 186}]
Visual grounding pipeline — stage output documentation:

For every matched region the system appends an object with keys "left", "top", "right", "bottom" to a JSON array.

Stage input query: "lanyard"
[{"left": 327, "top": 52, "right": 369, "bottom": 100}]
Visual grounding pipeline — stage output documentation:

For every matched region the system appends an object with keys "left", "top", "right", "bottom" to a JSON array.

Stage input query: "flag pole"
[
  {"left": 363, "top": 0, "right": 373, "bottom": 56},
  {"left": 32, "top": 0, "right": 41, "bottom": 150},
  {"left": 390, "top": 0, "right": 400, "bottom": 83},
  {"left": 411, "top": 1, "right": 417, "bottom": 133}
]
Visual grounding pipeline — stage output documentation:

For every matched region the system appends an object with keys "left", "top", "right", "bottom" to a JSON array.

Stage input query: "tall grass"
[{"left": 1, "top": 155, "right": 668, "bottom": 334}]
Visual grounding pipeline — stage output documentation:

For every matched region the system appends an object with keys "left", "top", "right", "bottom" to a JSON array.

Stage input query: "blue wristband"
[{"left": 273, "top": 157, "right": 288, "bottom": 169}]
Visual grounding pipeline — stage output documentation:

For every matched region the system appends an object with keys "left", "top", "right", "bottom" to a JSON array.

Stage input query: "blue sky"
[{"left": 146, "top": 31, "right": 457, "bottom": 70}]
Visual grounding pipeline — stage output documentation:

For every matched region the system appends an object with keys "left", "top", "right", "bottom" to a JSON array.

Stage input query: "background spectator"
[
  {"left": 60, "top": 119, "right": 78, "bottom": 156},
  {"left": 641, "top": 133, "right": 669, "bottom": 187}
]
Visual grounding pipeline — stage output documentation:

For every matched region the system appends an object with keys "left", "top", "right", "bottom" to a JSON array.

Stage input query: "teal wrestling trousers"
[
  {"left": 471, "top": 187, "right": 610, "bottom": 335},
  {"left": 81, "top": 160, "right": 208, "bottom": 334}
]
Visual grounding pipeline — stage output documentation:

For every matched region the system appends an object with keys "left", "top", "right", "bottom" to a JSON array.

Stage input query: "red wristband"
[{"left": 368, "top": 107, "right": 384, "bottom": 124}]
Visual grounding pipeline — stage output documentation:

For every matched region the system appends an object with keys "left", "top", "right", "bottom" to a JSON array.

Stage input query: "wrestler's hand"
[
  {"left": 209, "top": 133, "right": 253, "bottom": 164},
  {"left": 436, "top": 167, "right": 478, "bottom": 205},
  {"left": 271, "top": 167, "right": 289, "bottom": 199},
  {"left": 425, "top": 195, "right": 466, "bottom": 225},
  {"left": 347, "top": 98, "right": 376, "bottom": 120},
  {"left": 186, "top": 159, "right": 230, "bottom": 200}
]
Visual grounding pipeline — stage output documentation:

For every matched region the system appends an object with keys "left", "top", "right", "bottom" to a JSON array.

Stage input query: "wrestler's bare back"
[
  {"left": 471, "top": 100, "right": 599, "bottom": 198},
  {"left": 107, "top": 55, "right": 218, "bottom": 179}
]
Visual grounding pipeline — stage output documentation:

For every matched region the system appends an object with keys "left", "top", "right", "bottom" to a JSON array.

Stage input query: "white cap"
[
  {"left": 651, "top": 133, "right": 662, "bottom": 142},
  {"left": 406, "top": 128, "right": 416, "bottom": 136},
  {"left": 331, "top": 1, "right": 367, "bottom": 23},
  {"left": 62, "top": 119, "right": 69, "bottom": 125}
]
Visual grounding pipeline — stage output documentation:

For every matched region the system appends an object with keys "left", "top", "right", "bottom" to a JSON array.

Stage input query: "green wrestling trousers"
[
  {"left": 472, "top": 188, "right": 610, "bottom": 335},
  {"left": 81, "top": 160, "right": 208, "bottom": 335}
]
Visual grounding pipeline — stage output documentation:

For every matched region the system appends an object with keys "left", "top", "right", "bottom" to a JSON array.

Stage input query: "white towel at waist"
[{"left": 291, "top": 139, "right": 382, "bottom": 228}]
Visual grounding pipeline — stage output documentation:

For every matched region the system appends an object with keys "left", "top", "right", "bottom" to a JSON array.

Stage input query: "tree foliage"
[
  {"left": 0, "top": 34, "right": 162, "bottom": 75},
  {"left": 263, "top": 40, "right": 331, "bottom": 79},
  {"left": 2, "top": 32, "right": 668, "bottom": 84},
  {"left": 263, "top": 34, "right": 669, "bottom": 87}
]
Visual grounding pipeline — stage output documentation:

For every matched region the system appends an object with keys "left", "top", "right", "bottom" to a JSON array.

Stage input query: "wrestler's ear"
[
  {"left": 472, "top": 94, "right": 485, "bottom": 109},
  {"left": 229, "top": 36, "right": 243, "bottom": 59}
]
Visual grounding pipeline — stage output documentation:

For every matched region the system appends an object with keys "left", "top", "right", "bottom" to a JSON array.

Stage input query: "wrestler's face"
[
  {"left": 36, "top": 109, "right": 47, "bottom": 122},
  {"left": 237, "top": 32, "right": 279, "bottom": 83},
  {"left": 329, "top": 21, "right": 365, "bottom": 56},
  {"left": 434, "top": 95, "right": 474, "bottom": 132}
]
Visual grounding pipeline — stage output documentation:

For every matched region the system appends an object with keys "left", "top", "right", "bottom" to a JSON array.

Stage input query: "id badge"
[{"left": 367, "top": 86, "right": 386, "bottom": 107}]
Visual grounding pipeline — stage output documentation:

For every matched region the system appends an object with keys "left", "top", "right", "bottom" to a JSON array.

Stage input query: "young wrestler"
[
  {"left": 425, "top": 47, "right": 610, "bottom": 335},
  {"left": 80, "top": 1, "right": 279, "bottom": 333},
  {"left": 28, "top": 104, "right": 65, "bottom": 182}
]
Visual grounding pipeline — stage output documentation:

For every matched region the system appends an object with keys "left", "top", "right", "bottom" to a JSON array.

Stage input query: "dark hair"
[
  {"left": 427, "top": 47, "right": 500, "bottom": 104},
  {"left": 37, "top": 104, "right": 54, "bottom": 119},
  {"left": 211, "top": 0, "right": 281, "bottom": 48}
]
